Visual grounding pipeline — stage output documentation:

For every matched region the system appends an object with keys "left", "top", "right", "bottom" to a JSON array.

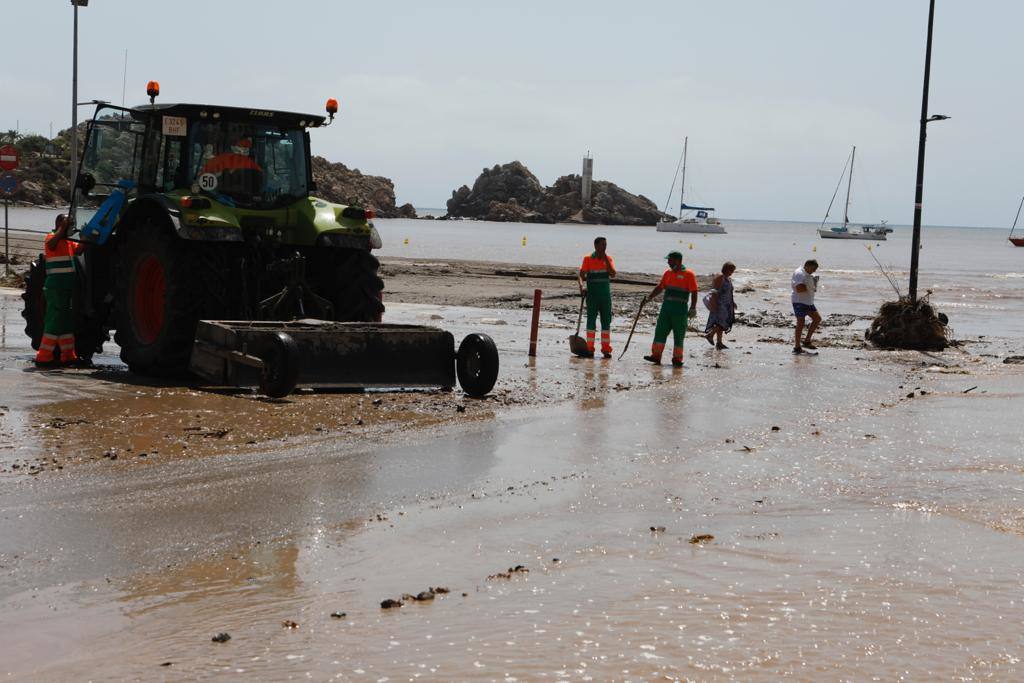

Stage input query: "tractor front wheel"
[{"left": 313, "top": 249, "right": 385, "bottom": 322}]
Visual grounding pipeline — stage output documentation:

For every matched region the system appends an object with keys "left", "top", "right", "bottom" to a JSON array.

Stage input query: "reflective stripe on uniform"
[
  {"left": 44, "top": 233, "right": 79, "bottom": 284},
  {"left": 664, "top": 287, "right": 689, "bottom": 302}
]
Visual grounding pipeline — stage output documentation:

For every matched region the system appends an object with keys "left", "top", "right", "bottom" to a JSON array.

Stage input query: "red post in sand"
[{"left": 528, "top": 289, "right": 542, "bottom": 356}]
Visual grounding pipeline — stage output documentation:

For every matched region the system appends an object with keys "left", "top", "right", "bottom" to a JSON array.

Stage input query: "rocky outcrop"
[
  {"left": 0, "top": 129, "right": 75, "bottom": 207},
  {"left": 446, "top": 161, "right": 669, "bottom": 225},
  {"left": 447, "top": 161, "right": 545, "bottom": 220},
  {"left": 310, "top": 156, "right": 415, "bottom": 218}
]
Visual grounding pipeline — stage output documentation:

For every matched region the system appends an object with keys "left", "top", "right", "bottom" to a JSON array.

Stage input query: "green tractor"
[{"left": 22, "top": 90, "right": 386, "bottom": 376}]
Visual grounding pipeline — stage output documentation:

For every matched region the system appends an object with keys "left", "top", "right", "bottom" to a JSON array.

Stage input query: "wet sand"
[{"left": 1, "top": 260, "right": 1023, "bottom": 679}]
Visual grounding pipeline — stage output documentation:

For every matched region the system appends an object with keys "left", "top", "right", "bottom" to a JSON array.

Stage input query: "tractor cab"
[{"left": 72, "top": 100, "right": 327, "bottom": 242}]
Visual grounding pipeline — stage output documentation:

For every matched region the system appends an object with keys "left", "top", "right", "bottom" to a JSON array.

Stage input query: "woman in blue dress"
[{"left": 704, "top": 262, "right": 737, "bottom": 350}]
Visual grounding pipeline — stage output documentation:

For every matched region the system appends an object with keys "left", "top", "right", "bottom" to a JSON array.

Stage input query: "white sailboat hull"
[
  {"left": 657, "top": 221, "right": 727, "bottom": 234},
  {"left": 817, "top": 228, "right": 886, "bottom": 241}
]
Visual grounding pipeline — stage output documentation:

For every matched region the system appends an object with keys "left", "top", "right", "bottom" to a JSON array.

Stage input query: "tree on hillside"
[{"left": 17, "top": 135, "right": 49, "bottom": 156}]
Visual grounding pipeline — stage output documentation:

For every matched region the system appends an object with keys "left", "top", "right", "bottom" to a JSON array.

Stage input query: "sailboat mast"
[
  {"left": 679, "top": 136, "right": 688, "bottom": 215},
  {"left": 843, "top": 145, "right": 856, "bottom": 228},
  {"left": 1011, "top": 194, "right": 1024, "bottom": 238}
]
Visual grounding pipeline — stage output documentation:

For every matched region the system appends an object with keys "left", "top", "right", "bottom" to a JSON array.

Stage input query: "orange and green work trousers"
[
  {"left": 36, "top": 233, "right": 78, "bottom": 364},
  {"left": 582, "top": 255, "right": 613, "bottom": 355},
  {"left": 650, "top": 300, "right": 688, "bottom": 364}
]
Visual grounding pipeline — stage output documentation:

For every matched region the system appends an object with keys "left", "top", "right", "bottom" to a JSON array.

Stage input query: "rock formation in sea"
[
  {"left": 309, "top": 156, "right": 415, "bottom": 218},
  {"left": 446, "top": 161, "right": 670, "bottom": 225}
]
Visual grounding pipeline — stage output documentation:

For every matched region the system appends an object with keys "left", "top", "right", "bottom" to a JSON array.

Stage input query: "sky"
[{"left": 2, "top": 1, "right": 1021, "bottom": 227}]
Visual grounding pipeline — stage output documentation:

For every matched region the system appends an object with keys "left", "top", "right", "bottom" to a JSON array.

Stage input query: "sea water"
[
  {"left": 379, "top": 217, "right": 1024, "bottom": 339},
  {"left": 7, "top": 207, "right": 1022, "bottom": 338}
]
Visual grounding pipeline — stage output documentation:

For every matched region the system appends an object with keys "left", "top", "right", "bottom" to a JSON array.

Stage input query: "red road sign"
[{"left": 0, "top": 145, "right": 18, "bottom": 171}]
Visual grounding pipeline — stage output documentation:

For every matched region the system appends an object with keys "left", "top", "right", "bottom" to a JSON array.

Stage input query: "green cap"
[{"left": 665, "top": 251, "right": 683, "bottom": 260}]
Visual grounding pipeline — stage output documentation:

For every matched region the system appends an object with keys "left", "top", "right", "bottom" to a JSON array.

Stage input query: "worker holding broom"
[
  {"left": 578, "top": 236, "right": 617, "bottom": 358},
  {"left": 642, "top": 251, "right": 698, "bottom": 367}
]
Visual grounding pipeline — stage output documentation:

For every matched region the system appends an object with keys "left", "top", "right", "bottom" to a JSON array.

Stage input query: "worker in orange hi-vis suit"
[
  {"left": 577, "top": 236, "right": 617, "bottom": 358},
  {"left": 36, "top": 214, "right": 83, "bottom": 366},
  {"left": 643, "top": 251, "right": 698, "bottom": 367},
  {"left": 200, "top": 138, "right": 262, "bottom": 175}
]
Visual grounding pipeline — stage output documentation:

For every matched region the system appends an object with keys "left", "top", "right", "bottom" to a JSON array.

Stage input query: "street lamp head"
[
  {"left": 71, "top": 0, "right": 89, "bottom": 6},
  {"left": 928, "top": 114, "right": 950, "bottom": 122}
]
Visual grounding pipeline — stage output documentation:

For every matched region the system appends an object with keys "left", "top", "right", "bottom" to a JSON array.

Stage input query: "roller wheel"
[
  {"left": 456, "top": 333, "right": 499, "bottom": 397},
  {"left": 258, "top": 332, "right": 301, "bottom": 398}
]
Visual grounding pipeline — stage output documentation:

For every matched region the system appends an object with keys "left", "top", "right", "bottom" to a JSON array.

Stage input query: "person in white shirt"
[{"left": 791, "top": 259, "right": 821, "bottom": 354}]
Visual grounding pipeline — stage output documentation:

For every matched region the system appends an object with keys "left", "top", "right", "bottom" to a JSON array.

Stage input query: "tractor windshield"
[{"left": 185, "top": 121, "right": 309, "bottom": 208}]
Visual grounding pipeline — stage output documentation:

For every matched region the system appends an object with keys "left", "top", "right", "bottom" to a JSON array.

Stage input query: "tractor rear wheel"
[
  {"left": 114, "top": 221, "right": 210, "bottom": 375},
  {"left": 20, "top": 255, "right": 46, "bottom": 351}
]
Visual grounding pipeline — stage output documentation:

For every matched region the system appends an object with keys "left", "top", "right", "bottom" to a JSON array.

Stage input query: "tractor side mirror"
[{"left": 77, "top": 172, "right": 97, "bottom": 196}]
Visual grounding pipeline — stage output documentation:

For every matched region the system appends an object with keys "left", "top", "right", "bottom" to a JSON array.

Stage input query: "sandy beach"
[
  {"left": 7, "top": 0, "right": 1024, "bottom": 677},
  {"left": 1, "top": 248, "right": 1022, "bottom": 679}
]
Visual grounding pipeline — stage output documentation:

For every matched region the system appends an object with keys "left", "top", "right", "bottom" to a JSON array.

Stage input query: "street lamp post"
[
  {"left": 70, "top": 0, "right": 88, "bottom": 221},
  {"left": 908, "top": 0, "right": 948, "bottom": 304}
]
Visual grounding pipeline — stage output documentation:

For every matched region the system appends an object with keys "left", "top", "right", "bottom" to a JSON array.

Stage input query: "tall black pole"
[
  {"left": 70, "top": 2, "right": 79, "bottom": 227},
  {"left": 909, "top": 0, "right": 936, "bottom": 304}
]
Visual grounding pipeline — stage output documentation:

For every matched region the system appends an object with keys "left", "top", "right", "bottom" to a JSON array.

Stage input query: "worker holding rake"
[{"left": 643, "top": 251, "right": 698, "bottom": 367}]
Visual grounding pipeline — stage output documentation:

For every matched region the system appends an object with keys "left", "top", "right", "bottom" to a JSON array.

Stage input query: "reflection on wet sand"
[{"left": 2, "top": 289, "right": 1024, "bottom": 678}]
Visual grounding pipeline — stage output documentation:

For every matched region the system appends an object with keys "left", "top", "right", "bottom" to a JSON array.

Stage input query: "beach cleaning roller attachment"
[{"left": 189, "top": 320, "right": 499, "bottom": 398}]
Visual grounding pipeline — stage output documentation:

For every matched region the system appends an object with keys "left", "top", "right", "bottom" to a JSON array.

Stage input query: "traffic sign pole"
[
  {"left": 4, "top": 196, "right": 8, "bottom": 277},
  {"left": 0, "top": 147, "right": 22, "bottom": 277}
]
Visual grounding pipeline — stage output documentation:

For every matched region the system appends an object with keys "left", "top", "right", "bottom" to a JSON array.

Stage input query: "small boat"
[
  {"left": 860, "top": 220, "right": 893, "bottom": 234},
  {"left": 656, "top": 137, "right": 726, "bottom": 234},
  {"left": 817, "top": 146, "right": 887, "bottom": 241},
  {"left": 1009, "top": 195, "right": 1024, "bottom": 246},
  {"left": 819, "top": 224, "right": 890, "bottom": 240}
]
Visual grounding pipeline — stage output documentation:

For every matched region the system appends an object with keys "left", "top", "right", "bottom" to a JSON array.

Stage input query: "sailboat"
[
  {"left": 1009, "top": 195, "right": 1024, "bottom": 247},
  {"left": 656, "top": 137, "right": 726, "bottom": 234},
  {"left": 818, "top": 146, "right": 889, "bottom": 240}
]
